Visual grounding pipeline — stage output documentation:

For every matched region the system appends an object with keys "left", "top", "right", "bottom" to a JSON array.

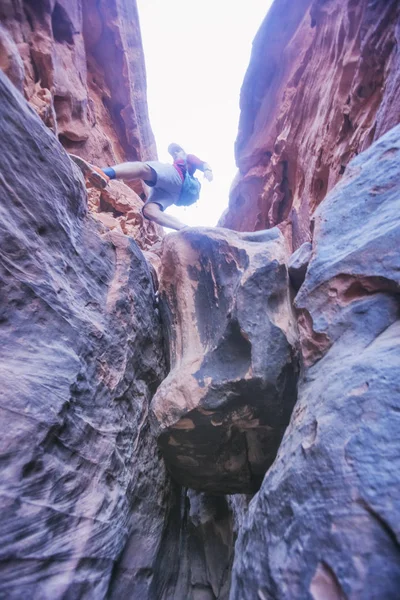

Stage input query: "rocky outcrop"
[
  {"left": 151, "top": 228, "right": 299, "bottom": 494},
  {"left": 0, "top": 0, "right": 161, "bottom": 247},
  {"left": 0, "top": 69, "right": 168, "bottom": 598},
  {"left": 219, "top": 0, "right": 400, "bottom": 251},
  {"left": 230, "top": 125, "right": 400, "bottom": 599}
]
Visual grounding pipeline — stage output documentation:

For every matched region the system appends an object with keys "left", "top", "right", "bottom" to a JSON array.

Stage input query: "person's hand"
[{"left": 204, "top": 169, "right": 213, "bottom": 182}]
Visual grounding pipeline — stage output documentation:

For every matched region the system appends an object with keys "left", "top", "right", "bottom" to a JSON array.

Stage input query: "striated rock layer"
[
  {"left": 220, "top": 0, "right": 400, "bottom": 250},
  {"left": 230, "top": 125, "right": 400, "bottom": 599},
  {"left": 0, "top": 0, "right": 161, "bottom": 246},
  {"left": 151, "top": 228, "right": 299, "bottom": 494},
  {"left": 0, "top": 68, "right": 167, "bottom": 598}
]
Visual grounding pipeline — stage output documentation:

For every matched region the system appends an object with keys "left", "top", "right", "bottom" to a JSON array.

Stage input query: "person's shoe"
[{"left": 69, "top": 154, "right": 110, "bottom": 189}]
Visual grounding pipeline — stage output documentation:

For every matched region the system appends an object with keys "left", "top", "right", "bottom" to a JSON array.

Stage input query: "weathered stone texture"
[
  {"left": 0, "top": 0, "right": 161, "bottom": 247},
  {"left": 230, "top": 125, "right": 400, "bottom": 599},
  {"left": 219, "top": 0, "right": 400, "bottom": 251},
  {"left": 147, "top": 489, "right": 236, "bottom": 600},
  {"left": 0, "top": 70, "right": 167, "bottom": 598},
  {"left": 151, "top": 228, "right": 299, "bottom": 494}
]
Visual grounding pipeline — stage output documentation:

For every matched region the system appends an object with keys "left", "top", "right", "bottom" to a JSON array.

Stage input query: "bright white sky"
[{"left": 136, "top": 0, "right": 273, "bottom": 228}]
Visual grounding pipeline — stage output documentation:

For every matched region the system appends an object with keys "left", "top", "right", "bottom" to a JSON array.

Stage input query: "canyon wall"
[
  {"left": 0, "top": 0, "right": 161, "bottom": 245},
  {"left": 0, "top": 69, "right": 238, "bottom": 600},
  {"left": 219, "top": 0, "right": 400, "bottom": 251},
  {"left": 1, "top": 0, "right": 400, "bottom": 598},
  {"left": 0, "top": 68, "right": 167, "bottom": 597},
  {"left": 231, "top": 122, "right": 400, "bottom": 600}
]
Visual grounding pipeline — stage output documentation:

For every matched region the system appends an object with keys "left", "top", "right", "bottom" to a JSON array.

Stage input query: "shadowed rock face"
[
  {"left": 230, "top": 125, "right": 400, "bottom": 599},
  {"left": 219, "top": 0, "right": 400, "bottom": 250},
  {"left": 288, "top": 241, "right": 312, "bottom": 291},
  {"left": 0, "top": 0, "right": 162, "bottom": 246},
  {"left": 151, "top": 228, "right": 299, "bottom": 494},
  {"left": 0, "top": 70, "right": 168, "bottom": 598},
  {"left": 295, "top": 124, "right": 400, "bottom": 367}
]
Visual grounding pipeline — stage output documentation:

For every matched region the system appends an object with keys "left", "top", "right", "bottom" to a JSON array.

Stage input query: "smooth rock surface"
[
  {"left": 230, "top": 125, "right": 400, "bottom": 599},
  {"left": 151, "top": 228, "right": 299, "bottom": 494},
  {"left": 0, "top": 69, "right": 167, "bottom": 599},
  {"left": 219, "top": 0, "right": 400, "bottom": 250}
]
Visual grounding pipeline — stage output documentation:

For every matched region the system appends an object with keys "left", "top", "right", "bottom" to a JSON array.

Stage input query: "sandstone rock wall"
[
  {"left": 230, "top": 123, "right": 400, "bottom": 600},
  {"left": 0, "top": 0, "right": 161, "bottom": 246},
  {"left": 2, "top": 1, "right": 400, "bottom": 598},
  {"left": 0, "top": 0, "right": 155, "bottom": 163},
  {"left": 220, "top": 0, "right": 400, "bottom": 251},
  {"left": 0, "top": 68, "right": 168, "bottom": 598}
]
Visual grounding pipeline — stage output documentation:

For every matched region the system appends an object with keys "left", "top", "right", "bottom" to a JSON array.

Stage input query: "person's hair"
[{"left": 168, "top": 143, "right": 184, "bottom": 156}]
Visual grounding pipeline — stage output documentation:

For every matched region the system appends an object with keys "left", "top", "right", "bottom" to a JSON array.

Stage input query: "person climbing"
[{"left": 70, "top": 143, "right": 213, "bottom": 231}]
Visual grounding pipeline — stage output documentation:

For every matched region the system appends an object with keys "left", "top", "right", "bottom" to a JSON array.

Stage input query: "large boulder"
[
  {"left": 0, "top": 70, "right": 167, "bottom": 598},
  {"left": 230, "top": 125, "right": 400, "bottom": 599},
  {"left": 151, "top": 228, "right": 299, "bottom": 494}
]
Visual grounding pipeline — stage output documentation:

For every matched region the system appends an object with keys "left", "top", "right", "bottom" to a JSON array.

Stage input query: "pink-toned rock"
[
  {"left": 220, "top": 0, "right": 400, "bottom": 250},
  {"left": 0, "top": 0, "right": 162, "bottom": 250},
  {"left": 151, "top": 227, "right": 299, "bottom": 494},
  {"left": 86, "top": 180, "right": 163, "bottom": 251}
]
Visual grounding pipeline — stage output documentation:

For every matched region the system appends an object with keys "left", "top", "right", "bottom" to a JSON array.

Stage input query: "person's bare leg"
[
  {"left": 143, "top": 202, "right": 187, "bottom": 231},
  {"left": 112, "top": 161, "right": 155, "bottom": 182},
  {"left": 69, "top": 157, "right": 156, "bottom": 188}
]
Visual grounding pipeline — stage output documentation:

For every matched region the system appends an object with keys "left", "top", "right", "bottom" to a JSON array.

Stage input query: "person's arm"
[
  {"left": 187, "top": 154, "right": 213, "bottom": 181},
  {"left": 202, "top": 162, "right": 213, "bottom": 182}
]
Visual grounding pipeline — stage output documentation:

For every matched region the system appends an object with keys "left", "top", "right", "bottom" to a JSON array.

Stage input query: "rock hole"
[{"left": 261, "top": 151, "right": 272, "bottom": 166}]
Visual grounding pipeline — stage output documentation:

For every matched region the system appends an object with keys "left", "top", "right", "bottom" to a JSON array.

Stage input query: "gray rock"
[
  {"left": 0, "top": 69, "right": 169, "bottom": 598},
  {"left": 151, "top": 227, "right": 299, "bottom": 494},
  {"left": 288, "top": 241, "right": 312, "bottom": 290},
  {"left": 0, "top": 71, "right": 241, "bottom": 600},
  {"left": 295, "top": 124, "right": 400, "bottom": 367},
  {"left": 230, "top": 125, "right": 400, "bottom": 599}
]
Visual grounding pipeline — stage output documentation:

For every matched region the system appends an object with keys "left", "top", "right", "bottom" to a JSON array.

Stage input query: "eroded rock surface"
[
  {"left": 220, "top": 0, "right": 400, "bottom": 250},
  {"left": 151, "top": 228, "right": 299, "bottom": 494},
  {"left": 230, "top": 125, "right": 400, "bottom": 599},
  {"left": 0, "top": 69, "right": 168, "bottom": 598},
  {"left": 295, "top": 124, "right": 400, "bottom": 367},
  {"left": 0, "top": 0, "right": 161, "bottom": 247}
]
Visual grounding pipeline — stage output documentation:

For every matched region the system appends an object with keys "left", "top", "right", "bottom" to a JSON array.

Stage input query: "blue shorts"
[{"left": 144, "top": 161, "right": 183, "bottom": 211}]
